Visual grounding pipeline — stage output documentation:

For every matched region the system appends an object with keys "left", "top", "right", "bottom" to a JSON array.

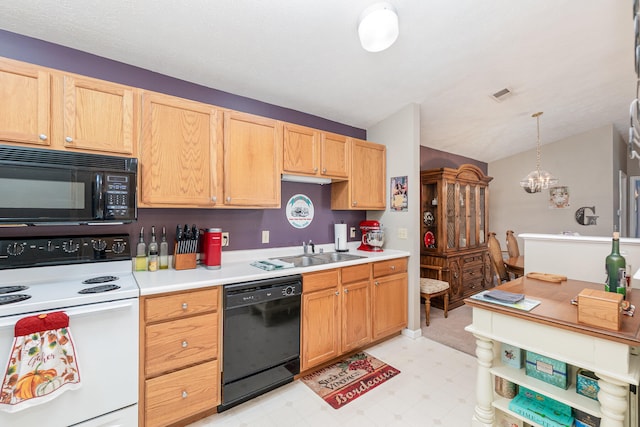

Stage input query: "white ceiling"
[{"left": 0, "top": 0, "right": 634, "bottom": 162}]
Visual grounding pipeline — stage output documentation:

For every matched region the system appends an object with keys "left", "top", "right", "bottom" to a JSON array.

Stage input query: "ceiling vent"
[{"left": 490, "top": 87, "right": 513, "bottom": 102}]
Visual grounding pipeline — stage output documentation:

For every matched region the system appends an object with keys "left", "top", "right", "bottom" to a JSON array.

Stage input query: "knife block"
[{"left": 173, "top": 244, "right": 197, "bottom": 270}]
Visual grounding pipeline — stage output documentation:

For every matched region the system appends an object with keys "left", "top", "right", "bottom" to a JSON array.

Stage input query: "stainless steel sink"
[
  {"left": 276, "top": 254, "right": 327, "bottom": 267},
  {"left": 273, "top": 252, "right": 366, "bottom": 268},
  {"left": 310, "top": 252, "right": 366, "bottom": 263}
]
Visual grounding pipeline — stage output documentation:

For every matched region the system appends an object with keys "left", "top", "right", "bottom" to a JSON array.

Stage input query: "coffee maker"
[{"left": 358, "top": 220, "right": 384, "bottom": 252}]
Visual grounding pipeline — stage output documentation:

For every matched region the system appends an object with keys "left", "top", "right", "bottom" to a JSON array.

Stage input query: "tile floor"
[{"left": 190, "top": 334, "right": 478, "bottom": 427}]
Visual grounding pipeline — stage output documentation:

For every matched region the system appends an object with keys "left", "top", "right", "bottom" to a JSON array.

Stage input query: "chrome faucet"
[{"left": 303, "top": 240, "right": 315, "bottom": 254}]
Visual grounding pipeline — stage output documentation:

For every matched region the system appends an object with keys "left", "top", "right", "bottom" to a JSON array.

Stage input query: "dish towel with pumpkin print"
[{"left": 0, "top": 311, "right": 81, "bottom": 412}]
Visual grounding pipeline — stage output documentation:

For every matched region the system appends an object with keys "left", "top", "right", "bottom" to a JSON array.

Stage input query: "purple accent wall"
[
  {"left": 0, "top": 30, "right": 366, "bottom": 253},
  {"left": 420, "top": 146, "right": 488, "bottom": 174},
  {"left": 0, "top": 30, "right": 366, "bottom": 136}
]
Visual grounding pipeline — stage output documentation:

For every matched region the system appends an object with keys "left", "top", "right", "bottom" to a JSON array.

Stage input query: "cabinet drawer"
[
  {"left": 461, "top": 253, "right": 484, "bottom": 265},
  {"left": 373, "top": 258, "right": 407, "bottom": 278},
  {"left": 303, "top": 269, "right": 339, "bottom": 293},
  {"left": 462, "top": 264, "right": 483, "bottom": 281},
  {"left": 341, "top": 264, "right": 370, "bottom": 284},
  {"left": 145, "top": 287, "right": 219, "bottom": 323},
  {"left": 145, "top": 312, "right": 218, "bottom": 377},
  {"left": 145, "top": 359, "right": 219, "bottom": 427}
]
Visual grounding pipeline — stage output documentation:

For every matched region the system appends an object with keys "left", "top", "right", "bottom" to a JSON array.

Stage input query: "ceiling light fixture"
[
  {"left": 358, "top": 2, "right": 399, "bottom": 53},
  {"left": 519, "top": 112, "right": 559, "bottom": 193}
]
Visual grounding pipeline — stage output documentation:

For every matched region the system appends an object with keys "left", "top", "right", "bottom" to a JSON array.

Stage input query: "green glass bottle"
[{"left": 605, "top": 231, "right": 626, "bottom": 296}]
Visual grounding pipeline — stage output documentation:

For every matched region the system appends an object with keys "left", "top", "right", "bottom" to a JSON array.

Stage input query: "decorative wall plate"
[
  {"left": 423, "top": 211, "right": 434, "bottom": 226},
  {"left": 424, "top": 231, "right": 435, "bottom": 248}
]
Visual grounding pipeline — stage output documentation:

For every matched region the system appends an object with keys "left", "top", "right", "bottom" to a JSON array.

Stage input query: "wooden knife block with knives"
[{"left": 173, "top": 224, "right": 199, "bottom": 270}]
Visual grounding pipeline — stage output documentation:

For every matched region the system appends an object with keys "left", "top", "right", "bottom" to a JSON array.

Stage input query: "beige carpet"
[{"left": 420, "top": 303, "right": 476, "bottom": 356}]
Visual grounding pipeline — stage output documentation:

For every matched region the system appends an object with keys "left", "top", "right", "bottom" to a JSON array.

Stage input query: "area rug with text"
[{"left": 300, "top": 352, "right": 400, "bottom": 409}]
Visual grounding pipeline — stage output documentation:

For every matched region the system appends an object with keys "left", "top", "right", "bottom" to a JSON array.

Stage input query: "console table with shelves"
[{"left": 465, "top": 276, "right": 640, "bottom": 427}]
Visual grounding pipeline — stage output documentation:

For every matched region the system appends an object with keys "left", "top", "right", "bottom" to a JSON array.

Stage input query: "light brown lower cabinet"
[
  {"left": 140, "top": 287, "right": 221, "bottom": 427},
  {"left": 372, "top": 258, "right": 408, "bottom": 340},
  {"left": 301, "top": 258, "right": 407, "bottom": 372}
]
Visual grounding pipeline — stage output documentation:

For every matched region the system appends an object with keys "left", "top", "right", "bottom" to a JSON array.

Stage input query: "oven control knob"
[
  {"left": 62, "top": 240, "right": 79, "bottom": 253},
  {"left": 7, "top": 242, "right": 24, "bottom": 256},
  {"left": 46, "top": 240, "right": 55, "bottom": 252},
  {"left": 112, "top": 241, "right": 126, "bottom": 254},
  {"left": 92, "top": 239, "right": 107, "bottom": 252}
]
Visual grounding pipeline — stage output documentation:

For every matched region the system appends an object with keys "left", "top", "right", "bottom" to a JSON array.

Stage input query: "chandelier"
[{"left": 519, "top": 112, "right": 558, "bottom": 193}]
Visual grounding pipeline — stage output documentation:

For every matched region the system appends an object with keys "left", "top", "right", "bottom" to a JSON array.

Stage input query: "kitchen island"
[{"left": 465, "top": 276, "right": 640, "bottom": 427}]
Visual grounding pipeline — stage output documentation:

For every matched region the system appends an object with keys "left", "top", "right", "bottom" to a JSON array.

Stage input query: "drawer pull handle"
[
  {"left": 344, "top": 289, "right": 349, "bottom": 294},
  {"left": 335, "top": 291, "right": 340, "bottom": 296},
  {"left": 182, "top": 303, "right": 188, "bottom": 310},
  {"left": 182, "top": 341, "right": 188, "bottom": 348},
  {"left": 65, "top": 136, "right": 73, "bottom": 143},
  {"left": 375, "top": 281, "right": 379, "bottom": 286},
  {"left": 182, "top": 391, "right": 188, "bottom": 399},
  {"left": 390, "top": 265, "right": 395, "bottom": 270},
  {"left": 39, "top": 133, "right": 48, "bottom": 141}
]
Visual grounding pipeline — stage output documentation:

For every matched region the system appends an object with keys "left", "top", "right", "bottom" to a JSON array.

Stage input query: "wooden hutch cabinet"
[{"left": 420, "top": 164, "right": 493, "bottom": 308}]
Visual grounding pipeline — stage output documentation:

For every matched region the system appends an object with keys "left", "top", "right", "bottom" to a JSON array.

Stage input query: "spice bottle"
[
  {"left": 159, "top": 226, "right": 169, "bottom": 270},
  {"left": 135, "top": 227, "right": 147, "bottom": 271},
  {"left": 605, "top": 231, "right": 626, "bottom": 296},
  {"left": 148, "top": 226, "right": 159, "bottom": 272}
]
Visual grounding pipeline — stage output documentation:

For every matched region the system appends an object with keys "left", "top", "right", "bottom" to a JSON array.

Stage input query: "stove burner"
[
  {"left": 0, "top": 294, "right": 31, "bottom": 305},
  {"left": 0, "top": 285, "right": 29, "bottom": 294},
  {"left": 82, "top": 275, "right": 119, "bottom": 285},
  {"left": 79, "top": 284, "right": 121, "bottom": 294}
]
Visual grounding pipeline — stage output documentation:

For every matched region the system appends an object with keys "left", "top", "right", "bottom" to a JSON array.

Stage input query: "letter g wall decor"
[{"left": 575, "top": 206, "right": 599, "bottom": 226}]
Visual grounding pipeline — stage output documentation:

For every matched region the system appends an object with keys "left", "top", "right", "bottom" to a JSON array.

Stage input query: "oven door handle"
[{"left": 0, "top": 299, "right": 136, "bottom": 329}]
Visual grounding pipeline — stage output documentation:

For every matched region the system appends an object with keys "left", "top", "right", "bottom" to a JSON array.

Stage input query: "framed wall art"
[
  {"left": 549, "top": 186, "right": 570, "bottom": 209},
  {"left": 390, "top": 176, "right": 408, "bottom": 212}
]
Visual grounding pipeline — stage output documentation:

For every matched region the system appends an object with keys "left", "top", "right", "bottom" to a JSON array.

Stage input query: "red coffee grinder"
[{"left": 358, "top": 220, "right": 384, "bottom": 252}]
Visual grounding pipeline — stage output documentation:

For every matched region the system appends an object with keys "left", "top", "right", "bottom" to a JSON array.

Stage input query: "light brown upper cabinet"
[
  {"left": 139, "top": 91, "right": 221, "bottom": 207},
  {"left": 58, "top": 73, "right": 136, "bottom": 155},
  {"left": 222, "top": 111, "right": 282, "bottom": 208},
  {"left": 0, "top": 57, "right": 52, "bottom": 147},
  {"left": 282, "top": 123, "right": 349, "bottom": 180},
  {"left": 331, "top": 138, "right": 386, "bottom": 210},
  {"left": 0, "top": 57, "right": 136, "bottom": 156}
]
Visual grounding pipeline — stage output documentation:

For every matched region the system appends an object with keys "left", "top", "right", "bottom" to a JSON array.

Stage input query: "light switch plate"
[
  {"left": 398, "top": 228, "right": 408, "bottom": 239},
  {"left": 222, "top": 232, "right": 229, "bottom": 246},
  {"left": 350, "top": 227, "right": 356, "bottom": 238},
  {"left": 262, "top": 230, "right": 270, "bottom": 244}
]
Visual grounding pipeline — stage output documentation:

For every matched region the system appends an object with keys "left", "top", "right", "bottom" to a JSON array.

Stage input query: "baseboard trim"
[{"left": 401, "top": 328, "right": 422, "bottom": 339}]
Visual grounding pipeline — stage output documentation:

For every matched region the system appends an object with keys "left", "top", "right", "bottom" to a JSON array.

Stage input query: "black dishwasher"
[{"left": 218, "top": 275, "right": 302, "bottom": 412}]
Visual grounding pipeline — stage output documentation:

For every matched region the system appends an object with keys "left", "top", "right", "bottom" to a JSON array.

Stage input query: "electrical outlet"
[
  {"left": 398, "top": 228, "right": 408, "bottom": 239},
  {"left": 350, "top": 227, "right": 356, "bottom": 238},
  {"left": 262, "top": 230, "right": 270, "bottom": 244},
  {"left": 221, "top": 232, "right": 229, "bottom": 246}
]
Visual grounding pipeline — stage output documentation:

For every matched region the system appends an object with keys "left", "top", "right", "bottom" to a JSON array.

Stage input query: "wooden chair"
[
  {"left": 487, "top": 232, "right": 510, "bottom": 283},
  {"left": 419, "top": 264, "right": 449, "bottom": 326},
  {"left": 506, "top": 230, "right": 520, "bottom": 258}
]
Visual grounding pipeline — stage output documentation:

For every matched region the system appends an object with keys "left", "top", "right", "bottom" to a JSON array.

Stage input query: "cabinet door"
[
  {"left": 331, "top": 138, "right": 386, "bottom": 210},
  {"left": 301, "top": 287, "right": 340, "bottom": 371},
  {"left": 341, "top": 280, "right": 371, "bottom": 353},
  {"left": 140, "top": 92, "right": 220, "bottom": 207},
  {"left": 283, "top": 123, "right": 319, "bottom": 175},
  {"left": 0, "top": 58, "right": 51, "bottom": 146},
  {"left": 223, "top": 111, "right": 281, "bottom": 207},
  {"left": 372, "top": 273, "right": 408, "bottom": 340},
  {"left": 62, "top": 74, "right": 135, "bottom": 155},
  {"left": 320, "top": 132, "right": 349, "bottom": 179},
  {"left": 350, "top": 138, "right": 386, "bottom": 209}
]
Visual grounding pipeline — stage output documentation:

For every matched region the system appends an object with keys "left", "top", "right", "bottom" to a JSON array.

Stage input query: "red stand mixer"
[{"left": 358, "top": 220, "right": 384, "bottom": 252}]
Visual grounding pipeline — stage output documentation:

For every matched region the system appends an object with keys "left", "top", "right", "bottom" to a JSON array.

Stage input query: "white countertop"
[{"left": 134, "top": 242, "right": 410, "bottom": 296}]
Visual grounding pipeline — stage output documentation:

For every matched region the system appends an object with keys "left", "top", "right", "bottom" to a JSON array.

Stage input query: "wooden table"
[
  {"left": 504, "top": 255, "right": 524, "bottom": 277},
  {"left": 465, "top": 276, "right": 640, "bottom": 427}
]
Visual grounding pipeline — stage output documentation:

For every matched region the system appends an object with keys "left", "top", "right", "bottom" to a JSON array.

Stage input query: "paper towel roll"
[{"left": 334, "top": 223, "right": 348, "bottom": 252}]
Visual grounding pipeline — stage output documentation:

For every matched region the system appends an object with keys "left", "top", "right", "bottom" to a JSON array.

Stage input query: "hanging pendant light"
[{"left": 519, "top": 112, "right": 558, "bottom": 193}]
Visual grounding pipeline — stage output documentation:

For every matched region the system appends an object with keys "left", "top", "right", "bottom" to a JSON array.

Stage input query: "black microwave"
[{"left": 0, "top": 145, "right": 137, "bottom": 225}]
